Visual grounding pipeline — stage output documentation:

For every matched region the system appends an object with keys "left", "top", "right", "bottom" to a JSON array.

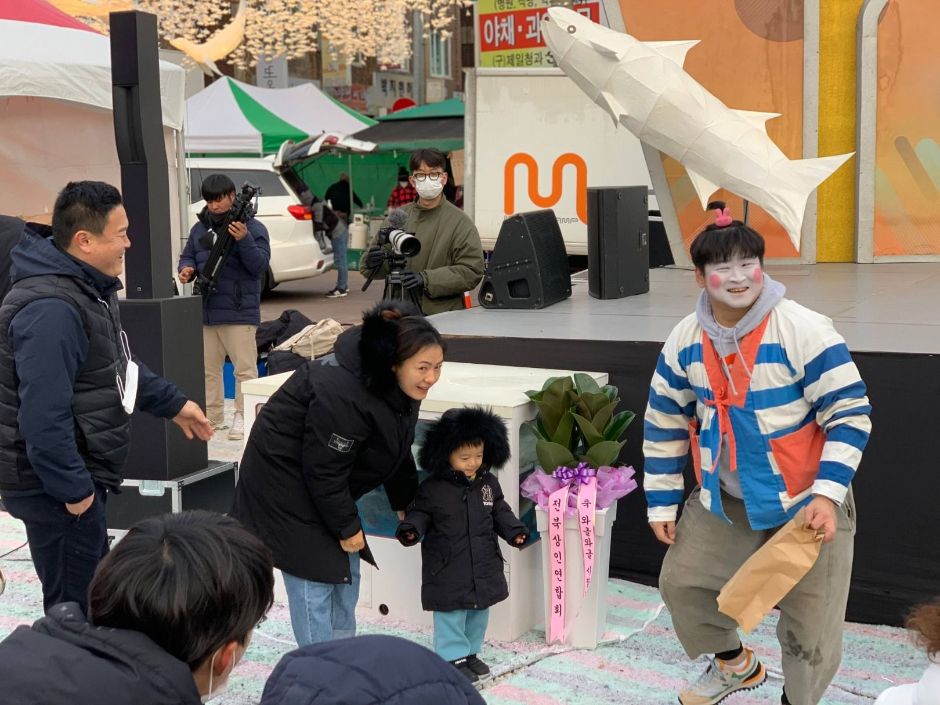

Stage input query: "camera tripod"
[{"left": 383, "top": 255, "right": 424, "bottom": 312}]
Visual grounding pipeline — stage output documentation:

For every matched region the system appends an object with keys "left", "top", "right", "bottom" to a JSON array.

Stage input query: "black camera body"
[{"left": 193, "top": 182, "right": 261, "bottom": 297}]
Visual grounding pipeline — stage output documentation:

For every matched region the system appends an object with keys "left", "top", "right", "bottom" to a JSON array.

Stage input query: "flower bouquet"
[{"left": 519, "top": 373, "right": 638, "bottom": 647}]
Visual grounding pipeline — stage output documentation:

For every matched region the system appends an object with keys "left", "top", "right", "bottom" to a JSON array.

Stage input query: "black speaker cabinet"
[
  {"left": 479, "top": 209, "right": 571, "bottom": 309},
  {"left": 587, "top": 186, "right": 650, "bottom": 299}
]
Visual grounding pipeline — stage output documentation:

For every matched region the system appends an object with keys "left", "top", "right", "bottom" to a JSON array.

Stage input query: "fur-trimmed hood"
[{"left": 418, "top": 406, "right": 510, "bottom": 476}]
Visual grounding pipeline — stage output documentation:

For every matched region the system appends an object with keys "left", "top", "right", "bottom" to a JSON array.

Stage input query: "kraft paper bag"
[{"left": 717, "top": 509, "right": 824, "bottom": 633}]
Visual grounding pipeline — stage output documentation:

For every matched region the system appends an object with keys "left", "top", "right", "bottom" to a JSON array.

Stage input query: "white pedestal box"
[
  {"left": 536, "top": 503, "right": 617, "bottom": 649},
  {"left": 240, "top": 363, "right": 607, "bottom": 642}
]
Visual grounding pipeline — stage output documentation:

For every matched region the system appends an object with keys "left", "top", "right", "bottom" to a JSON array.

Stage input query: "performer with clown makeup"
[{"left": 642, "top": 202, "right": 872, "bottom": 705}]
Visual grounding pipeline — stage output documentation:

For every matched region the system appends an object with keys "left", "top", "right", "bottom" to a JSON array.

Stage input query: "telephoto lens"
[{"left": 387, "top": 229, "right": 421, "bottom": 257}]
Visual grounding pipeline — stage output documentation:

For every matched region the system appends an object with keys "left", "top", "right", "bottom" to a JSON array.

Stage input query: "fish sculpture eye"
[{"left": 567, "top": 25, "right": 576, "bottom": 34}]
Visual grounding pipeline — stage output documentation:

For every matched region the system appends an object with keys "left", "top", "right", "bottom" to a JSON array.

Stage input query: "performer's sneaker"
[
  {"left": 326, "top": 288, "right": 348, "bottom": 298},
  {"left": 678, "top": 648, "right": 766, "bottom": 705},
  {"left": 465, "top": 654, "right": 490, "bottom": 676}
]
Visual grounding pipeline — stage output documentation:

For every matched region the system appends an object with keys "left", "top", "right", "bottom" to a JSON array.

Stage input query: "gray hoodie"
[{"left": 694, "top": 273, "right": 786, "bottom": 498}]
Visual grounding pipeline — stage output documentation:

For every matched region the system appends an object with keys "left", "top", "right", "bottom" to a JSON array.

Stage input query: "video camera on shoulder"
[
  {"left": 193, "top": 182, "right": 261, "bottom": 297},
  {"left": 229, "top": 182, "right": 261, "bottom": 224}
]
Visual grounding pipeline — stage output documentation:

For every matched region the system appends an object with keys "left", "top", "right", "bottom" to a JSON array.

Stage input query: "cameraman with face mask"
[
  {"left": 360, "top": 149, "right": 483, "bottom": 315},
  {"left": 178, "top": 174, "right": 270, "bottom": 441}
]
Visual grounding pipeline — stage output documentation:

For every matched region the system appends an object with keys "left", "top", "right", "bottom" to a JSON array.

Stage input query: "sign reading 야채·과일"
[{"left": 476, "top": 0, "right": 605, "bottom": 69}]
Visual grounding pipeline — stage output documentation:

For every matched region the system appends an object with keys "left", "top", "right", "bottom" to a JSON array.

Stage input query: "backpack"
[{"left": 266, "top": 318, "right": 344, "bottom": 375}]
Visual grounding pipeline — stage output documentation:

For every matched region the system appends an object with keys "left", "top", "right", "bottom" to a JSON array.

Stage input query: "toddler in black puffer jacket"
[{"left": 397, "top": 406, "right": 527, "bottom": 684}]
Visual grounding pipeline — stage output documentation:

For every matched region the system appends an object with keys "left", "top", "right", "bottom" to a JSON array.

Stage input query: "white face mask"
[
  {"left": 415, "top": 179, "right": 444, "bottom": 200},
  {"left": 115, "top": 330, "right": 138, "bottom": 415},
  {"left": 702, "top": 255, "right": 764, "bottom": 311},
  {"left": 398, "top": 180, "right": 408, "bottom": 188}
]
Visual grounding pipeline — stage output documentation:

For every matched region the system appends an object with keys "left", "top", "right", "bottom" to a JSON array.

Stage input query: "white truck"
[{"left": 463, "top": 68, "right": 656, "bottom": 256}]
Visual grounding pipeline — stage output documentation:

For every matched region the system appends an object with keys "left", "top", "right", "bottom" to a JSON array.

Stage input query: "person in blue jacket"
[
  {"left": 178, "top": 173, "right": 271, "bottom": 441},
  {"left": 0, "top": 181, "right": 212, "bottom": 614},
  {"left": 260, "top": 634, "right": 485, "bottom": 705}
]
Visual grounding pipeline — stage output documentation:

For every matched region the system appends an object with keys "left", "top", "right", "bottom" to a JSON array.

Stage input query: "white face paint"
[{"left": 702, "top": 255, "right": 764, "bottom": 311}]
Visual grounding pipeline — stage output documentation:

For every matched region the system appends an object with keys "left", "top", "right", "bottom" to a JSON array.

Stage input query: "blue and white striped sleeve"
[
  {"left": 800, "top": 323, "right": 872, "bottom": 505},
  {"left": 643, "top": 334, "right": 697, "bottom": 522}
]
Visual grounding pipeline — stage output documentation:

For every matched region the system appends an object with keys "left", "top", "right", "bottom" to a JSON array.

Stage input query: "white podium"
[{"left": 240, "top": 362, "right": 607, "bottom": 642}]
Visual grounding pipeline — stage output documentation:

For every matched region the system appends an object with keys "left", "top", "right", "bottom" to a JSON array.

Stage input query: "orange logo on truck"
[{"left": 504, "top": 153, "right": 588, "bottom": 224}]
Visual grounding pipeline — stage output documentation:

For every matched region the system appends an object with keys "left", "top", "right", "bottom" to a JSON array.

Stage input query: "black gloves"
[
  {"left": 363, "top": 245, "right": 385, "bottom": 270},
  {"left": 398, "top": 271, "right": 426, "bottom": 291}
]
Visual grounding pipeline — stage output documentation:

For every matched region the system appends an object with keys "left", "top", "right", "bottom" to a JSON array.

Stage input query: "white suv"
[{"left": 186, "top": 156, "right": 332, "bottom": 292}]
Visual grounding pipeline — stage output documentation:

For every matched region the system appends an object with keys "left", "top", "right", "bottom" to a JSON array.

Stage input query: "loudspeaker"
[
  {"left": 479, "top": 209, "right": 571, "bottom": 309},
  {"left": 121, "top": 298, "right": 208, "bottom": 481},
  {"left": 587, "top": 186, "right": 650, "bottom": 299}
]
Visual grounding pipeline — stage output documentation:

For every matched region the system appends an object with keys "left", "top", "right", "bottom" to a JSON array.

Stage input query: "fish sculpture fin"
[
  {"left": 731, "top": 109, "right": 781, "bottom": 134},
  {"left": 686, "top": 169, "right": 721, "bottom": 208},
  {"left": 645, "top": 40, "right": 700, "bottom": 68}
]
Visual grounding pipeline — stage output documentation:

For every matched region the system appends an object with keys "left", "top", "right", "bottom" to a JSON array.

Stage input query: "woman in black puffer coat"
[
  {"left": 231, "top": 300, "right": 445, "bottom": 648},
  {"left": 396, "top": 406, "right": 527, "bottom": 682}
]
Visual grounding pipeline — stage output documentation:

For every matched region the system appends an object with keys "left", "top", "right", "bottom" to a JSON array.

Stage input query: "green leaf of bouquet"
[
  {"left": 573, "top": 372, "right": 601, "bottom": 396},
  {"left": 604, "top": 410, "right": 636, "bottom": 442},
  {"left": 536, "top": 440, "right": 576, "bottom": 473},
  {"left": 582, "top": 440, "right": 624, "bottom": 468},
  {"left": 551, "top": 411, "right": 575, "bottom": 449},
  {"left": 592, "top": 400, "right": 618, "bottom": 434},
  {"left": 572, "top": 412, "right": 604, "bottom": 448}
]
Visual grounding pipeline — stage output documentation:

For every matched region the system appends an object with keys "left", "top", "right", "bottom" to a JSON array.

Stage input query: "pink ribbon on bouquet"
[{"left": 546, "top": 463, "right": 598, "bottom": 644}]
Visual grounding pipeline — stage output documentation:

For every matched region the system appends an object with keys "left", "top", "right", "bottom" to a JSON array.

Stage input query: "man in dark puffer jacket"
[
  {"left": 0, "top": 182, "right": 212, "bottom": 614},
  {"left": 260, "top": 634, "right": 485, "bottom": 705},
  {"left": 178, "top": 173, "right": 270, "bottom": 441}
]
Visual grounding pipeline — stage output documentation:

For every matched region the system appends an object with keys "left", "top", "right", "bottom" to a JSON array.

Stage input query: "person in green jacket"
[{"left": 360, "top": 148, "right": 484, "bottom": 315}]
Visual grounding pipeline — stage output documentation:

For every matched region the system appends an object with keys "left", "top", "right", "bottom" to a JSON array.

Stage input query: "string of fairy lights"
[{"left": 51, "top": 0, "right": 472, "bottom": 69}]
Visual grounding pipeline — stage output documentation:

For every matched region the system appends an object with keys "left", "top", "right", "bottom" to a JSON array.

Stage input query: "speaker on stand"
[
  {"left": 586, "top": 186, "right": 650, "bottom": 299},
  {"left": 478, "top": 209, "right": 572, "bottom": 310}
]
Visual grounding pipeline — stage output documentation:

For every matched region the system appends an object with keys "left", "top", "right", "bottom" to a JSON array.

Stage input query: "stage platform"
[
  {"left": 431, "top": 263, "right": 940, "bottom": 627},
  {"left": 433, "top": 263, "right": 940, "bottom": 354}
]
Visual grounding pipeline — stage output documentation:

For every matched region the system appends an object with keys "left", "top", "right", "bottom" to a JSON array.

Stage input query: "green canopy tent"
[
  {"left": 291, "top": 98, "right": 465, "bottom": 216},
  {"left": 184, "top": 77, "right": 376, "bottom": 156}
]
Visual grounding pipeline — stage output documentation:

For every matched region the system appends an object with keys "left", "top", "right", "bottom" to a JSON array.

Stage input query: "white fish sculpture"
[{"left": 541, "top": 6, "right": 851, "bottom": 250}]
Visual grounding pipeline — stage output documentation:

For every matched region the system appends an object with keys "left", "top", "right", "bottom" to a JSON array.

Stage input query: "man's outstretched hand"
[{"left": 172, "top": 400, "right": 213, "bottom": 441}]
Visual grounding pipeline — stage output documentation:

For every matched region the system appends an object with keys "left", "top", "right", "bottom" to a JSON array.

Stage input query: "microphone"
[{"left": 386, "top": 208, "right": 408, "bottom": 230}]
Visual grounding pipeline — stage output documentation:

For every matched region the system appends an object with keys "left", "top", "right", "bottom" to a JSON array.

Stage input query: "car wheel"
[{"left": 260, "top": 268, "right": 277, "bottom": 296}]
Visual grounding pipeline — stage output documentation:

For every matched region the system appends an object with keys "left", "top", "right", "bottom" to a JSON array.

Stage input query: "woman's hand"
[{"left": 339, "top": 530, "right": 365, "bottom": 553}]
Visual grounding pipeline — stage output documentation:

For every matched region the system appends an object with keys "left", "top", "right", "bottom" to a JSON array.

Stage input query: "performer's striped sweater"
[{"left": 643, "top": 298, "right": 872, "bottom": 530}]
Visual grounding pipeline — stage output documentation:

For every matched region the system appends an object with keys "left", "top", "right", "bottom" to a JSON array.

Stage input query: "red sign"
[{"left": 479, "top": 3, "right": 600, "bottom": 53}]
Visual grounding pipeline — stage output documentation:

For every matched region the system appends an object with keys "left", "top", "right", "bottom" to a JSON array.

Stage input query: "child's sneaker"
[
  {"left": 227, "top": 412, "right": 244, "bottom": 441},
  {"left": 465, "top": 654, "right": 490, "bottom": 676},
  {"left": 0, "top": 567, "right": 5, "bottom": 596},
  {"left": 326, "top": 288, "right": 348, "bottom": 298},
  {"left": 449, "top": 657, "right": 479, "bottom": 683},
  {"left": 679, "top": 648, "right": 766, "bottom": 705}
]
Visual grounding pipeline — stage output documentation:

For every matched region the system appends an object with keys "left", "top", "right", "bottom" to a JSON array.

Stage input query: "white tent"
[
  {"left": 0, "top": 3, "right": 187, "bottom": 253},
  {"left": 184, "top": 77, "right": 375, "bottom": 154}
]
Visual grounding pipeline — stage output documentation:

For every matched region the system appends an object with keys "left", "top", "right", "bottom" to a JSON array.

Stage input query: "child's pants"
[
  {"left": 433, "top": 608, "right": 490, "bottom": 661},
  {"left": 659, "top": 487, "right": 856, "bottom": 705}
]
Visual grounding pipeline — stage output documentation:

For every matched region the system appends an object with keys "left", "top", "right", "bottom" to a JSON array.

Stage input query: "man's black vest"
[{"left": 0, "top": 274, "right": 130, "bottom": 493}]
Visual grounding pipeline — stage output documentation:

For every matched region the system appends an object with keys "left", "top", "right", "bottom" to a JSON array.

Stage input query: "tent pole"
[{"left": 348, "top": 152, "right": 353, "bottom": 218}]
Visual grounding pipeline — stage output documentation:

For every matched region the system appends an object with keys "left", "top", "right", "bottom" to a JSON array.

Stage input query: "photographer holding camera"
[
  {"left": 179, "top": 174, "right": 270, "bottom": 441},
  {"left": 360, "top": 149, "right": 483, "bottom": 315}
]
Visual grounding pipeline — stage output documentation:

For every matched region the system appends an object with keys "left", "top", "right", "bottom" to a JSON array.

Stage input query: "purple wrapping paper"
[{"left": 521, "top": 464, "right": 638, "bottom": 517}]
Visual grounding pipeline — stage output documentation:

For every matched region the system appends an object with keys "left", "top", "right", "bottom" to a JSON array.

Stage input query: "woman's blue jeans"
[{"left": 282, "top": 552, "right": 360, "bottom": 646}]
